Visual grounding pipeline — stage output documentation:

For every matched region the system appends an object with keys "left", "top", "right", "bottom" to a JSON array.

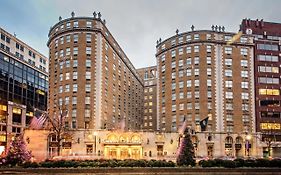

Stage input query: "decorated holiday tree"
[
  {"left": 5, "top": 135, "right": 31, "bottom": 166},
  {"left": 176, "top": 128, "right": 195, "bottom": 166}
]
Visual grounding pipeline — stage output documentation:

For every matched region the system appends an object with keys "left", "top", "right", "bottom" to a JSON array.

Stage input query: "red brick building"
[{"left": 240, "top": 19, "right": 281, "bottom": 156}]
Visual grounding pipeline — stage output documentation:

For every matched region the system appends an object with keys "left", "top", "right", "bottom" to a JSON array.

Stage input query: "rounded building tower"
[
  {"left": 156, "top": 28, "right": 255, "bottom": 134},
  {"left": 47, "top": 13, "right": 144, "bottom": 130}
]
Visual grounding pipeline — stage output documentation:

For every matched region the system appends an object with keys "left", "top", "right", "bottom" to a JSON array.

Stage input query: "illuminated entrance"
[
  {"left": 103, "top": 133, "right": 142, "bottom": 159},
  {"left": 104, "top": 145, "right": 142, "bottom": 159}
]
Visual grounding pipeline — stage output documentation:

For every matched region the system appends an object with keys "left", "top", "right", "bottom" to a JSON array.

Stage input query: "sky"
[{"left": 0, "top": 0, "right": 280, "bottom": 68}]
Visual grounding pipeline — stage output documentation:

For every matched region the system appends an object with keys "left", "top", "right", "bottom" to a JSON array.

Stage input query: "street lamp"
[
  {"left": 245, "top": 134, "right": 251, "bottom": 157},
  {"left": 93, "top": 131, "right": 97, "bottom": 156}
]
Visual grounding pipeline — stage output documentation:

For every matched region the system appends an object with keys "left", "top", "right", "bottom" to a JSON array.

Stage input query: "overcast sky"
[{"left": 0, "top": 0, "right": 280, "bottom": 68}]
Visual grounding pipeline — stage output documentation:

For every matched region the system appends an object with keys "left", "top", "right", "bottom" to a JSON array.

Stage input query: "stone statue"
[
  {"left": 191, "top": 25, "right": 194, "bottom": 31},
  {"left": 71, "top": 11, "right": 75, "bottom": 18},
  {"left": 98, "top": 12, "right": 102, "bottom": 19},
  {"left": 59, "top": 16, "right": 62, "bottom": 21},
  {"left": 211, "top": 25, "right": 214, "bottom": 31},
  {"left": 176, "top": 29, "right": 179, "bottom": 35},
  {"left": 93, "top": 12, "right": 97, "bottom": 18}
]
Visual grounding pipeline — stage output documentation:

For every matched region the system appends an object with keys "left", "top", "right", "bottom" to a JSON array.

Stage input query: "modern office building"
[
  {"left": 240, "top": 19, "right": 281, "bottom": 156},
  {"left": 137, "top": 66, "right": 157, "bottom": 131},
  {"left": 47, "top": 13, "right": 144, "bottom": 131},
  {"left": 0, "top": 28, "right": 48, "bottom": 154}
]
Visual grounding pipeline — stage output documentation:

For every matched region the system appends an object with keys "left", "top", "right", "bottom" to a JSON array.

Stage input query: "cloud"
[{"left": 0, "top": 0, "right": 280, "bottom": 68}]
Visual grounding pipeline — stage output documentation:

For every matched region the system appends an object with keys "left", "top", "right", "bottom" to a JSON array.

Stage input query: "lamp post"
[
  {"left": 93, "top": 131, "right": 97, "bottom": 156},
  {"left": 245, "top": 134, "right": 251, "bottom": 157}
]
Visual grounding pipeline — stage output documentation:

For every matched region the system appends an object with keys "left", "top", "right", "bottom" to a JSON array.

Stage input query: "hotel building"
[
  {"left": 155, "top": 27, "right": 263, "bottom": 157},
  {"left": 137, "top": 66, "right": 157, "bottom": 131},
  {"left": 47, "top": 13, "right": 144, "bottom": 131},
  {"left": 0, "top": 28, "right": 48, "bottom": 154},
  {"left": 240, "top": 19, "right": 281, "bottom": 156}
]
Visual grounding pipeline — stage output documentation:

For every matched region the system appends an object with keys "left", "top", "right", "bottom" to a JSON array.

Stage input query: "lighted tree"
[
  {"left": 176, "top": 128, "right": 195, "bottom": 166},
  {"left": 5, "top": 135, "right": 31, "bottom": 166}
]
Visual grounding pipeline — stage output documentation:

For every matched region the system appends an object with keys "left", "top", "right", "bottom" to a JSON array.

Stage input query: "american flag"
[{"left": 29, "top": 112, "right": 48, "bottom": 130}]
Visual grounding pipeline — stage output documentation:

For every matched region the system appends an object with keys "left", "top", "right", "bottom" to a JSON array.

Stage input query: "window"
[
  {"left": 179, "top": 103, "right": 184, "bottom": 110},
  {"left": 161, "top": 54, "right": 165, "bottom": 62},
  {"left": 240, "top": 37, "right": 247, "bottom": 43},
  {"left": 186, "top": 46, "right": 191, "bottom": 53},
  {"left": 60, "top": 37, "right": 64, "bottom": 44},
  {"left": 65, "top": 84, "right": 70, "bottom": 92},
  {"left": 259, "top": 89, "right": 280, "bottom": 96},
  {"left": 86, "top": 33, "right": 91, "bottom": 43},
  {"left": 194, "top": 34, "right": 199, "bottom": 40},
  {"left": 241, "top": 60, "right": 248, "bottom": 67},
  {"left": 86, "top": 72, "right": 91, "bottom": 79},
  {"left": 225, "top": 80, "right": 233, "bottom": 88},
  {"left": 72, "top": 97, "right": 77, "bottom": 105},
  {"left": 85, "top": 84, "right": 91, "bottom": 92},
  {"left": 194, "top": 79, "right": 199, "bottom": 86},
  {"left": 59, "top": 50, "right": 64, "bottom": 57},
  {"left": 73, "top": 84, "right": 78, "bottom": 92},
  {"left": 179, "top": 47, "right": 183, "bottom": 55},
  {"left": 66, "top": 22, "right": 70, "bottom": 29},
  {"left": 241, "top": 82, "right": 248, "bottom": 89},
  {"left": 225, "top": 92, "right": 233, "bottom": 99},
  {"left": 194, "top": 57, "right": 199, "bottom": 65},
  {"left": 73, "top": 34, "right": 78, "bottom": 43},
  {"left": 187, "top": 80, "right": 192, "bottom": 87},
  {"left": 241, "top": 92, "right": 249, "bottom": 100},
  {"left": 86, "top": 59, "right": 91, "bottom": 68},
  {"left": 226, "top": 115, "right": 233, "bottom": 121},
  {"left": 207, "top": 79, "right": 212, "bottom": 87},
  {"left": 172, "top": 93, "right": 176, "bottom": 100},
  {"left": 258, "top": 77, "right": 279, "bottom": 84},
  {"left": 72, "top": 109, "right": 77, "bottom": 118},
  {"left": 178, "top": 37, "right": 183, "bottom": 43},
  {"left": 66, "top": 48, "right": 71, "bottom": 56},
  {"left": 206, "top": 34, "right": 211, "bottom": 40},
  {"left": 257, "top": 55, "right": 279, "bottom": 62},
  {"left": 66, "top": 35, "right": 70, "bottom": 43},
  {"left": 179, "top": 92, "right": 184, "bottom": 99},
  {"left": 242, "top": 103, "right": 248, "bottom": 111},
  {"left": 171, "top": 61, "right": 176, "bottom": 69},
  {"left": 179, "top": 81, "right": 184, "bottom": 88},
  {"left": 206, "top": 57, "right": 211, "bottom": 64},
  {"left": 224, "top": 35, "right": 232, "bottom": 41},
  {"left": 187, "top": 103, "right": 192, "bottom": 109},
  {"left": 65, "top": 72, "right": 70, "bottom": 80},
  {"left": 73, "top": 47, "right": 78, "bottom": 56},
  {"left": 225, "top": 58, "right": 232, "bottom": 66},
  {"left": 86, "top": 47, "right": 91, "bottom": 55},
  {"left": 226, "top": 103, "right": 233, "bottom": 110},
  {"left": 225, "top": 69, "right": 232, "bottom": 77},
  {"left": 186, "top": 58, "right": 191, "bottom": 65},
  {"left": 73, "top": 21, "right": 78, "bottom": 28},
  {"left": 207, "top": 68, "right": 212, "bottom": 76},
  {"left": 186, "top": 69, "right": 192, "bottom": 76},
  {"left": 194, "top": 91, "right": 199, "bottom": 98},
  {"left": 171, "top": 50, "right": 176, "bottom": 57},
  {"left": 241, "top": 71, "right": 248, "bottom": 78},
  {"left": 85, "top": 96, "right": 91, "bottom": 104},
  {"left": 225, "top": 47, "right": 232, "bottom": 54},
  {"left": 187, "top": 92, "right": 192, "bottom": 99},
  {"left": 186, "top": 35, "right": 191, "bottom": 41},
  {"left": 86, "top": 21, "right": 92, "bottom": 28},
  {"left": 257, "top": 44, "right": 279, "bottom": 51},
  {"left": 73, "top": 71, "right": 78, "bottom": 80},
  {"left": 240, "top": 48, "right": 248, "bottom": 55},
  {"left": 59, "top": 86, "right": 63, "bottom": 93},
  {"left": 258, "top": 66, "right": 279, "bottom": 73},
  {"left": 179, "top": 60, "right": 184, "bottom": 68},
  {"left": 194, "top": 45, "right": 199, "bottom": 52},
  {"left": 206, "top": 45, "right": 212, "bottom": 52},
  {"left": 194, "top": 68, "right": 199, "bottom": 76},
  {"left": 65, "top": 97, "right": 69, "bottom": 105}
]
